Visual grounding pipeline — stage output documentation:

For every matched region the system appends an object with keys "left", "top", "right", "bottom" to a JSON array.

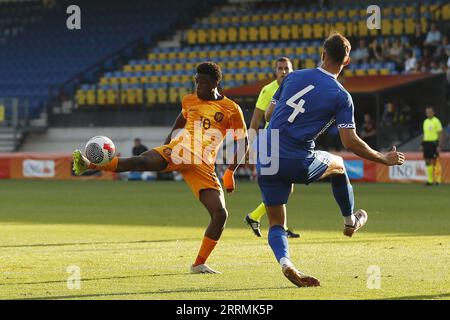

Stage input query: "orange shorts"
[{"left": 153, "top": 144, "right": 222, "bottom": 198}]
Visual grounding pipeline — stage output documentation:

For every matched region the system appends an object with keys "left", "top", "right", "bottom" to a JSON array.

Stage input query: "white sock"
[
  {"left": 279, "top": 257, "right": 294, "bottom": 268},
  {"left": 344, "top": 214, "right": 356, "bottom": 226}
]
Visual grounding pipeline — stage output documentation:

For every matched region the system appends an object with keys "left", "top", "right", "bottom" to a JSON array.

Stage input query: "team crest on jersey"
[
  {"left": 163, "top": 147, "right": 172, "bottom": 157},
  {"left": 214, "top": 112, "right": 224, "bottom": 122}
]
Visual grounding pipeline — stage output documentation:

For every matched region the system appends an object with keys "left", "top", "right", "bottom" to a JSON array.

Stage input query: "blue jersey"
[{"left": 266, "top": 67, "right": 355, "bottom": 159}]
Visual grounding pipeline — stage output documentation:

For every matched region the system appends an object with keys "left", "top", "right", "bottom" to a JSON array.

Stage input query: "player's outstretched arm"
[
  {"left": 163, "top": 112, "right": 187, "bottom": 145},
  {"left": 339, "top": 128, "right": 405, "bottom": 166}
]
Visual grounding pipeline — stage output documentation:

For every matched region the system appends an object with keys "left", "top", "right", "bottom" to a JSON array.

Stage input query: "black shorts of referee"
[{"left": 422, "top": 141, "right": 439, "bottom": 159}]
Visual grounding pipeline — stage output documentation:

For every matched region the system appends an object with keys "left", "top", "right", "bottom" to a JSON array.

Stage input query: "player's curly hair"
[{"left": 196, "top": 61, "right": 222, "bottom": 82}]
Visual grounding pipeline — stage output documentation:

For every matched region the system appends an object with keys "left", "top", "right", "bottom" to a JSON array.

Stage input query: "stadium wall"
[{"left": 20, "top": 127, "right": 172, "bottom": 156}]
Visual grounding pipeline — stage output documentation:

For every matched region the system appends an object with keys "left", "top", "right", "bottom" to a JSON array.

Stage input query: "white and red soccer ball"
[{"left": 84, "top": 136, "right": 116, "bottom": 166}]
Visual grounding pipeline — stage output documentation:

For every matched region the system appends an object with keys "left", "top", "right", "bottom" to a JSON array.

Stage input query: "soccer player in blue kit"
[{"left": 257, "top": 33, "right": 406, "bottom": 287}]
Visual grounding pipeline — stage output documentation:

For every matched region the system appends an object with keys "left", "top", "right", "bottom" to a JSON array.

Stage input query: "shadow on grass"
[
  {"left": 0, "top": 239, "right": 196, "bottom": 249},
  {"left": 0, "top": 273, "right": 183, "bottom": 287},
  {"left": 17, "top": 286, "right": 294, "bottom": 300}
]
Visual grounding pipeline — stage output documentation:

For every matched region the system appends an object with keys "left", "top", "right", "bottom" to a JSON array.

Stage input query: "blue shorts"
[{"left": 257, "top": 151, "right": 333, "bottom": 206}]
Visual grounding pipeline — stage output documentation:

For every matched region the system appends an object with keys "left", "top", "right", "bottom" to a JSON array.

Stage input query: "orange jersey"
[{"left": 168, "top": 93, "right": 247, "bottom": 166}]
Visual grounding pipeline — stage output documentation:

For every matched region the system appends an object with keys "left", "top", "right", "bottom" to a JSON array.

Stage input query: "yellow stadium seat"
[
  {"left": 219, "top": 50, "right": 229, "bottom": 58},
  {"left": 261, "top": 14, "right": 271, "bottom": 22},
  {"left": 262, "top": 47, "right": 272, "bottom": 56},
  {"left": 230, "top": 16, "right": 239, "bottom": 24},
  {"left": 326, "top": 11, "right": 335, "bottom": 19},
  {"left": 178, "top": 87, "right": 190, "bottom": 100},
  {"left": 217, "top": 28, "right": 227, "bottom": 43},
  {"left": 257, "top": 72, "right": 268, "bottom": 81},
  {"left": 156, "top": 88, "right": 168, "bottom": 103},
  {"left": 306, "top": 46, "right": 316, "bottom": 55},
  {"left": 305, "top": 11, "right": 313, "bottom": 19},
  {"left": 381, "top": 19, "right": 392, "bottom": 35},
  {"left": 237, "top": 60, "right": 247, "bottom": 69},
  {"left": 157, "top": 53, "right": 167, "bottom": 60},
  {"left": 245, "top": 73, "right": 257, "bottom": 83},
  {"left": 302, "top": 24, "right": 312, "bottom": 39},
  {"left": 185, "top": 63, "right": 196, "bottom": 71},
  {"left": 86, "top": 90, "right": 96, "bottom": 105},
  {"left": 129, "top": 77, "right": 138, "bottom": 84},
  {"left": 241, "top": 15, "right": 250, "bottom": 23},
  {"left": 146, "top": 88, "right": 157, "bottom": 104},
  {"left": 134, "top": 64, "right": 144, "bottom": 72},
  {"left": 169, "top": 87, "right": 179, "bottom": 103},
  {"left": 358, "top": 20, "right": 369, "bottom": 36},
  {"left": 313, "top": 23, "right": 324, "bottom": 39},
  {"left": 316, "top": 11, "right": 324, "bottom": 19},
  {"left": 348, "top": 9, "right": 357, "bottom": 18},
  {"left": 107, "top": 89, "right": 118, "bottom": 104},
  {"left": 284, "top": 47, "right": 294, "bottom": 56},
  {"left": 168, "top": 52, "right": 177, "bottom": 60},
  {"left": 305, "top": 59, "right": 316, "bottom": 69},
  {"left": 210, "top": 16, "right": 219, "bottom": 25},
  {"left": 250, "top": 48, "right": 261, "bottom": 57},
  {"left": 293, "top": 12, "right": 303, "bottom": 20},
  {"left": 355, "top": 69, "right": 366, "bottom": 76},
  {"left": 421, "top": 18, "right": 428, "bottom": 33},
  {"left": 404, "top": 18, "right": 414, "bottom": 34},
  {"left": 181, "top": 75, "right": 192, "bottom": 83},
  {"left": 282, "top": 13, "right": 292, "bottom": 21},
  {"left": 249, "top": 60, "right": 259, "bottom": 69},
  {"left": 139, "top": 75, "right": 149, "bottom": 84},
  {"left": 175, "top": 63, "right": 183, "bottom": 71},
  {"left": 240, "top": 48, "right": 251, "bottom": 57},
  {"left": 393, "top": 19, "right": 404, "bottom": 35},
  {"left": 394, "top": 6, "right": 404, "bottom": 16},
  {"left": 269, "top": 25, "right": 281, "bottom": 41},
  {"left": 337, "top": 10, "right": 346, "bottom": 19},
  {"left": 271, "top": 13, "right": 282, "bottom": 21},
  {"left": 273, "top": 47, "right": 282, "bottom": 56},
  {"left": 123, "top": 65, "right": 133, "bottom": 72},
  {"left": 367, "top": 68, "right": 378, "bottom": 75},
  {"left": 405, "top": 6, "right": 414, "bottom": 15},
  {"left": 290, "top": 24, "right": 300, "bottom": 39},
  {"left": 250, "top": 15, "right": 261, "bottom": 23},
  {"left": 109, "top": 77, "right": 119, "bottom": 85},
  {"left": 208, "top": 29, "right": 218, "bottom": 43},
  {"left": 163, "top": 64, "right": 174, "bottom": 72},
  {"left": 249, "top": 26, "right": 258, "bottom": 41},
  {"left": 259, "top": 25, "right": 269, "bottom": 41},
  {"left": 169, "top": 75, "right": 180, "bottom": 83},
  {"left": 380, "top": 68, "right": 390, "bottom": 75},
  {"left": 442, "top": 3, "right": 450, "bottom": 20},
  {"left": 119, "top": 77, "right": 129, "bottom": 85},
  {"left": 334, "top": 22, "right": 346, "bottom": 35},
  {"left": 150, "top": 76, "right": 158, "bottom": 83},
  {"left": 220, "top": 16, "right": 230, "bottom": 24},
  {"left": 144, "top": 64, "right": 153, "bottom": 72},
  {"left": 238, "top": 27, "right": 249, "bottom": 42},
  {"left": 343, "top": 69, "right": 354, "bottom": 77},
  {"left": 197, "top": 29, "right": 207, "bottom": 44},
  {"left": 229, "top": 49, "right": 239, "bottom": 57},
  {"left": 235, "top": 74, "right": 244, "bottom": 82},
  {"left": 148, "top": 53, "right": 157, "bottom": 60},
  {"left": 295, "top": 47, "right": 305, "bottom": 55},
  {"left": 227, "top": 27, "right": 238, "bottom": 42},
  {"left": 75, "top": 90, "right": 87, "bottom": 105},
  {"left": 223, "top": 73, "right": 233, "bottom": 82},
  {"left": 160, "top": 75, "right": 169, "bottom": 83},
  {"left": 346, "top": 21, "right": 354, "bottom": 37},
  {"left": 198, "top": 50, "right": 208, "bottom": 59},
  {"left": 225, "top": 61, "right": 235, "bottom": 70},
  {"left": 382, "top": 7, "right": 393, "bottom": 16},
  {"left": 280, "top": 25, "right": 290, "bottom": 40},
  {"left": 99, "top": 77, "right": 109, "bottom": 85},
  {"left": 154, "top": 64, "right": 163, "bottom": 72}
]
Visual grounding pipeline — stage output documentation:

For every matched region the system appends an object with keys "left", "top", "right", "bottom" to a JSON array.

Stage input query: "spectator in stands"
[
  {"left": 351, "top": 39, "right": 369, "bottom": 63},
  {"left": 404, "top": 49, "right": 417, "bottom": 73},
  {"left": 424, "top": 23, "right": 442, "bottom": 50},
  {"left": 421, "top": 47, "right": 433, "bottom": 70},
  {"left": 382, "top": 102, "right": 397, "bottom": 126},
  {"left": 434, "top": 36, "right": 450, "bottom": 62},
  {"left": 389, "top": 38, "right": 404, "bottom": 67},
  {"left": 132, "top": 138, "right": 148, "bottom": 156},
  {"left": 430, "top": 61, "right": 444, "bottom": 74},
  {"left": 382, "top": 38, "right": 392, "bottom": 61},
  {"left": 411, "top": 25, "right": 425, "bottom": 50},
  {"left": 360, "top": 114, "right": 377, "bottom": 149},
  {"left": 368, "top": 39, "right": 383, "bottom": 63}
]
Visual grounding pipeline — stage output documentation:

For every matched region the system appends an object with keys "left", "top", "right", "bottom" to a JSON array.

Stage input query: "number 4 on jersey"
[{"left": 286, "top": 85, "right": 315, "bottom": 122}]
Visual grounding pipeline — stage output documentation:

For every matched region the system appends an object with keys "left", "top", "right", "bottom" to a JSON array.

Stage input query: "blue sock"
[
  {"left": 331, "top": 172, "right": 354, "bottom": 217},
  {"left": 268, "top": 225, "right": 290, "bottom": 263}
]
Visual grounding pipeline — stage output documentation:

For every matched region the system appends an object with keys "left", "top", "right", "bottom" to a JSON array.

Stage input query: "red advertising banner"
[{"left": 0, "top": 153, "right": 115, "bottom": 180}]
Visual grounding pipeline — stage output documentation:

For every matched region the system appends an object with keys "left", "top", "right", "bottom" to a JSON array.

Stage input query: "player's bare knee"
[
  {"left": 211, "top": 208, "right": 228, "bottom": 225},
  {"left": 329, "top": 156, "right": 345, "bottom": 175}
]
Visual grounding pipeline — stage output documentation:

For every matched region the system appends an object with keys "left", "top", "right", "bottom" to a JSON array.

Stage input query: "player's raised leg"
[
  {"left": 190, "top": 188, "right": 228, "bottom": 274},
  {"left": 316, "top": 152, "right": 367, "bottom": 237},
  {"left": 72, "top": 149, "right": 168, "bottom": 175},
  {"left": 265, "top": 204, "right": 320, "bottom": 287}
]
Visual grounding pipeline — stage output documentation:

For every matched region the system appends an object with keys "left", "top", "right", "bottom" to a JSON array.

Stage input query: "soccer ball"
[{"left": 84, "top": 136, "right": 116, "bottom": 166}]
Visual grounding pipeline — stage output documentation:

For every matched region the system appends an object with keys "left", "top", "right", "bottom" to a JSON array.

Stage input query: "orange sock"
[
  {"left": 89, "top": 157, "right": 119, "bottom": 172},
  {"left": 193, "top": 236, "right": 218, "bottom": 266}
]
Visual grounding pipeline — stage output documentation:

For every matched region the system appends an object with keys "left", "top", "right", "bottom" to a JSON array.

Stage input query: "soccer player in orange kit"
[{"left": 73, "top": 62, "right": 247, "bottom": 274}]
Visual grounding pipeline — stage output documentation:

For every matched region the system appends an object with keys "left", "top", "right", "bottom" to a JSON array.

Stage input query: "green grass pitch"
[{"left": 0, "top": 180, "right": 449, "bottom": 300}]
